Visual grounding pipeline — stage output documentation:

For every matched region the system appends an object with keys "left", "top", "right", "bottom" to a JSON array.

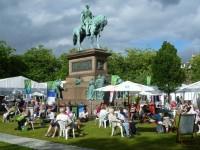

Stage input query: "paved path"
[{"left": 0, "top": 133, "right": 93, "bottom": 150}]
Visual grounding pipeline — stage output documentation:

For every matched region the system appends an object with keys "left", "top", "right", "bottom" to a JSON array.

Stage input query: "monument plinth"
[
  {"left": 62, "top": 5, "right": 109, "bottom": 111},
  {"left": 68, "top": 48, "right": 111, "bottom": 77},
  {"left": 62, "top": 48, "right": 111, "bottom": 107}
]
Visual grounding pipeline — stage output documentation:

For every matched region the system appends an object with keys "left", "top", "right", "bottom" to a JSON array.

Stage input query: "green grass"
[
  {"left": 0, "top": 117, "right": 200, "bottom": 150},
  {"left": 0, "top": 141, "right": 32, "bottom": 150}
]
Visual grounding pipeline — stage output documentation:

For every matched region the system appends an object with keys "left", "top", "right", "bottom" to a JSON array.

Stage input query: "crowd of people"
[
  {"left": 1, "top": 99, "right": 90, "bottom": 138},
  {"left": 1, "top": 96, "right": 200, "bottom": 139},
  {"left": 94, "top": 103, "right": 136, "bottom": 137},
  {"left": 93, "top": 96, "right": 200, "bottom": 137},
  {"left": 133, "top": 97, "right": 200, "bottom": 134}
]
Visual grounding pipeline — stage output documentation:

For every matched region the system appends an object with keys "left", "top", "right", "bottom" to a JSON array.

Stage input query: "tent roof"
[
  {"left": 95, "top": 85, "right": 116, "bottom": 91},
  {"left": 115, "top": 81, "right": 154, "bottom": 92},
  {"left": 0, "top": 76, "right": 47, "bottom": 89},
  {"left": 177, "top": 81, "right": 200, "bottom": 92}
]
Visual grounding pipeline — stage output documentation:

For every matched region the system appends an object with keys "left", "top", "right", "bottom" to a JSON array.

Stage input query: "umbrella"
[{"left": 114, "top": 81, "right": 154, "bottom": 118}]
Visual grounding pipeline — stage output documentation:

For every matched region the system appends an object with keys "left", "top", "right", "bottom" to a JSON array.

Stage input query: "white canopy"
[
  {"left": 115, "top": 81, "right": 154, "bottom": 92},
  {"left": 0, "top": 76, "right": 47, "bottom": 89},
  {"left": 94, "top": 81, "right": 154, "bottom": 92},
  {"left": 177, "top": 81, "right": 200, "bottom": 92},
  {"left": 139, "top": 91, "right": 161, "bottom": 96},
  {"left": 95, "top": 85, "right": 116, "bottom": 91}
]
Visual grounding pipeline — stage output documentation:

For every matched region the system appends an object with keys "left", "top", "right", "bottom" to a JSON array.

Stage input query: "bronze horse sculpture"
[{"left": 73, "top": 15, "right": 107, "bottom": 50}]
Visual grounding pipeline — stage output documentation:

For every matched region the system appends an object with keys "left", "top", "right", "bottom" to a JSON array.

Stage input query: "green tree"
[
  {"left": 23, "top": 45, "right": 59, "bottom": 82},
  {"left": 0, "top": 41, "right": 27, "bottom": 78},
  {"left": 55, "top": 53, "right": 69, "bottom": 80},
  {"left": 0, "top": 41, "right": 15, "bottom": 78},
  {"left": 125, "top": 48, "right": 155, "bottom": 84},
  {"left": 7, "top": 55, "right": 27, "bottom": 77},
  {"left": 68, "top": 48, "right": 79, "bottom": 54},
  {"left": 107, "top": 52, "right": 127, "bottom": 80},
  {"left": 152, "top": 41, "right": 185, "bottom": 101},
  {"left": 108, "top": 49, "right": 155, "bottom": 84},
  {"left": 190, "top": 55, "right": 200, "bottom": 82}
]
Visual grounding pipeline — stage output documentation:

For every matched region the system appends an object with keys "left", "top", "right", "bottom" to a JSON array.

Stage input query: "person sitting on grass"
[{"left": 16, "top": 108, "right": 28, "bottom": 130}]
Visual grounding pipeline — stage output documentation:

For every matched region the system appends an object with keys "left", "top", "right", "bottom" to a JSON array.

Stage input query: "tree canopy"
[
  {"left": 190, "top": 55, "right": 200, "bottom": 82},
  {"left": 22, "top": 45, "right": 60, "bottom": 82},
  {"left": 151, "top": 41, "right": 185, "bottom": 97},
  {"left": 0, "top": 39, "right": 192, "bottom": 87},
  {"left": 0, "top": 41, "right": 27, "bottom": 78},
  {"left": 107, "top": 48, "right": 155, "bottom": 84}
]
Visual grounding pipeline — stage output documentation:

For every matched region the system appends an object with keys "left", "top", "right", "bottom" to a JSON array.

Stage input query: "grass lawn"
[
  {"left": 0, "top": 118, "right": 199, "bottom": 150},
  {"left": 0, "top": 141, "right": 33, "bottom": 150}
]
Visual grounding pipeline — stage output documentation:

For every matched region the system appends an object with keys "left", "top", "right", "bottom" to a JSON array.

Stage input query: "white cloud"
[
  {"left": 0, "top": 0, "right": 200, "bottom": 61},
  {"left": 44, "top": 38, "right": 71, "bottom": 49}
]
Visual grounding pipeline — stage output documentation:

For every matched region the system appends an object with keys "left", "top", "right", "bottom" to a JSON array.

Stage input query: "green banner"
[
  {"left": 47, "top": 81, "right": 57, "bottom": 97},
  {"left": 111, "top": 75, "right": 120, "bottom": 85},
  {"left": 24, "top": 79, "right": 32, "bottom": 94},
  {"left": 146, "top": 76, "right": 151, "bottom": 85},
  {"left": 47, "top": 81, "right": 57, "bottom": 90}
]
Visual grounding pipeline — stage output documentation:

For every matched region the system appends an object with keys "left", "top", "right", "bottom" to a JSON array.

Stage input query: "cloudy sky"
[{"left": 1, "top": 0, "right": 200, "bottom": 61}]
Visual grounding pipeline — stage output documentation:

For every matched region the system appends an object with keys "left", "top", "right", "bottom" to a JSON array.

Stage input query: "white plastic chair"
[
  {"left": 57, "top": 120, "right": 75, "bottom": 140},
  {"left": 111, "top": 120, "right": 124, "bottom": 137},
  {"left": 65, "top": 124, "right": 75, "bottom": 140},
  {"left": 57, "top": 120, "right": 67, "bottom": 137},
  {"left": 99, "top": 114, "right": 108, "bottom": 128}
]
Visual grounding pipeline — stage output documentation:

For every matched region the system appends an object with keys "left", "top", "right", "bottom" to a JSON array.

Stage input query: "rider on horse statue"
[
  {"left": 81, "top": 5, "right": 93, "bottom": 35},
  {"left": 73, "top": 5, "right": 107, "bottom": 50}
]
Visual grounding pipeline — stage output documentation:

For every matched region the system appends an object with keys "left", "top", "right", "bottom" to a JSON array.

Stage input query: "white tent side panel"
[
  {"left": 0, "top": 76, "right": 47, "bottom": 89},
  {"left": 0, "top": 79, "right": 8, "bottom": 88},
  {"left": 0, "top": 76, "right": 28, "bottom": 88}
]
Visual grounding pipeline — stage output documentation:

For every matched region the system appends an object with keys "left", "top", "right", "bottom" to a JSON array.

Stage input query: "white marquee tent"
[
  {"left": 0, "top": 76, "right": 47, "bottom": 89},
  {"left": 177, "top": 81, "right": 200, "bottom": 92},
  {"left": 0, "top": 76, "right": 47, "bottom": 96}
]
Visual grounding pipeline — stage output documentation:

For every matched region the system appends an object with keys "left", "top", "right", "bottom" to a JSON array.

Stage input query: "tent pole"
[
  {"left": 128, "top": 91, "right": 130, "bottom": 119},
  {"left": 90, "top": 100, "right": 93, "bottom": 116}
]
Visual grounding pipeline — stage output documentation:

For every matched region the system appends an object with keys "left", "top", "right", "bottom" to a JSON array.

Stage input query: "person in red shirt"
[{"left": 149, "top": 100, "right": 155, "bottom": 115}]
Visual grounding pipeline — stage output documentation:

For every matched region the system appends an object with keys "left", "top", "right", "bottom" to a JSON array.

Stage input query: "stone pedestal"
[{"left": 62, "top": 48, "right": 111, "bottom": 113}]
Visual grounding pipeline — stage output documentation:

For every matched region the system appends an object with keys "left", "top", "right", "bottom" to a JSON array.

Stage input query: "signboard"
[
  {"left": 179, "top": 114, "right": 195, "bottom": 134},
  {"left": 111, "top": 75, "right": 120, "bottom": 85},
  {"left": 146, "top": 76, "right": 151, "bottom": 85},
  {"left": 24, "top": 79, "right": 32, "bottom": 94},
  {"left": 47, "top": 81, "right": 57, "bottom": 97},
  {"left": 72, "top": 59, "right": 92, "bottom": 72}
]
